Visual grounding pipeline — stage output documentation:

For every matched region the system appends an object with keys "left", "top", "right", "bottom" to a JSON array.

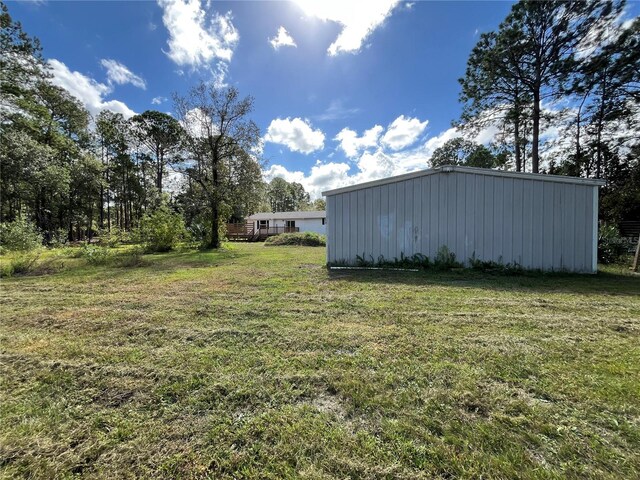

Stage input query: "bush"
[
  {"left": 48, "top": 228, "right": 69, "bottom": 248},
  {"left": 598, "top": 224, "right": 627, "bottom": 264},
  {"left": 137, "top": 205, "right": 187, "bottom": 252},
  {"left": 0, "top": 217, "right": 43, "bottom": 252},
  {"left": 81, "top": 244, "right": 111, "bottom": 265},
  {"left": 0, "top": 251, "right": 41, "bottom": 277},
  {"left": 265, "top": 232, "right": 326, "bottom": 247},
  {"left": 97, "top": 226, "right": 125, "bottom": 247}
]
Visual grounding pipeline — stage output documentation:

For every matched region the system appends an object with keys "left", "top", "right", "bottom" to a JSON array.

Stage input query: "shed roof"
[
  {"left": 247, "top": 211, "right": 326, "bottom": 220},
  {"left": 322, "top": 165, "right": 605, "bottom": 197}
]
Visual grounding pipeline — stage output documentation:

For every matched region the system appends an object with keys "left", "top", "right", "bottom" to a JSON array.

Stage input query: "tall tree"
[
  {"left": 582, "top": 17, "right": 639, "bottom": 178},
  {"left": 0, "top": 1, "right": 49, "bottom": 121},
  {"left": 459, "top": 32, "right": 532, "bottom": 172},
  {"left": 506, "top": 0, "right": 622, "bottom": 172},
  {"left": 174, "top": 83, "right": 262, "bottom": 248},
  {"left": 461, "top": 0, "right": 622, "bottom": 173},
  {"left": 96, "top": 111, "right": 129, "bottom": 230},
  {"left": 130, "top": 110, "right": 183, "bottom": 194}
]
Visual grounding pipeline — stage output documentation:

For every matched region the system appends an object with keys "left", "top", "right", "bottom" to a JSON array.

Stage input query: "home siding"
[
  {"left": 326, "top": 170, "right": 598, "bottom": 273},
  {"left": 253, "top": 217, "right": 326, "bottom": 235}
]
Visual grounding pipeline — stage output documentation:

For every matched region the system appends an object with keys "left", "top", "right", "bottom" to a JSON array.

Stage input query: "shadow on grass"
[{"left": 326, "top": 266, "right": 640, "bottom": 297}]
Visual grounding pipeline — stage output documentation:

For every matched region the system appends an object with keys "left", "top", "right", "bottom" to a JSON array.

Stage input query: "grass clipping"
[{"left": 264, "top": 232, "right": 326, "bottom": 246}]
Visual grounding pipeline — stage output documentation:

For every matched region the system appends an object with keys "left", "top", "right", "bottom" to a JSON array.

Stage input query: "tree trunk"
[
  {"left": 632, "top": 235, "right": 640, "bottom": 273},
  {"left": 513, "top": 81, "right": 522, "bottom": 172},
  {"left": 514, "top": 118, "right": 522, "bottom": 173},
  {"left": 210, "top": 200, "right": 220, "bottom": 249},
  {"left": 531, "top": 87, "right": 540, "bottom": 173},
  {"left": 595, "top": 73, "right": 607, "bottom": 179},
  {"left": 156, "top": 146, "right": 163, "bottom": 193},
  {"left": 107, "top": 189, "right": 111, "bottom": 233},
  {"left": 88, "top": 206, "right": 93, "bottom": 240},
  {"left": 99, "top": 184, "right": 104, "bottom": 229},
  {"left": 209, "top": 138, "right": 221, "bottom": 249}
]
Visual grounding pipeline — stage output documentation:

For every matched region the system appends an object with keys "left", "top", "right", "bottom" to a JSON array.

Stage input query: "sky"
[{"left": 9, "top": 0, "right": 638, "bottom": 198}]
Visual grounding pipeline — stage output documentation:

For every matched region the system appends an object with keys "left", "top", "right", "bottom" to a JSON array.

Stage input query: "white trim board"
[{"left": 322, "top": 165, "right": 606, "bottom": 197}]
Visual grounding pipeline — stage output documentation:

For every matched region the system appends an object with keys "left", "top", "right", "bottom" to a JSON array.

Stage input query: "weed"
[{"left": 469, "top": 252, "right": 525, "bottom": 274}]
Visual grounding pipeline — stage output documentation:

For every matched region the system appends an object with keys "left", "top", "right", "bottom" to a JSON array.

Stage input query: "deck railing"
[{"left": 226, "top": 222, "right": 299, "bottom": 240}]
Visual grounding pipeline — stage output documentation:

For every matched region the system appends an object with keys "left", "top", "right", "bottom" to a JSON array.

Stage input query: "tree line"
[
  {"left": 0, "top": 3, "right": 324, "bottom": 249},
  {"left": 433, "top": 0, "right": 639, "bottom": 226},
  {"left": 1, "top": 1, "right": 637, "bottom": 252}
]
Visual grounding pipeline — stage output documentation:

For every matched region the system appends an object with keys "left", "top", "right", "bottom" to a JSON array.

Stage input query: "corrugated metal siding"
[{"left": 326, "top": 170, "right": 598, "bottom": 272}]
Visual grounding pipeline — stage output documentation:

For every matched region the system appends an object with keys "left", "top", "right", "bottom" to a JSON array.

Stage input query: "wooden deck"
[{"left": 226, "top": 222, "right": 299, "bottom": 241}]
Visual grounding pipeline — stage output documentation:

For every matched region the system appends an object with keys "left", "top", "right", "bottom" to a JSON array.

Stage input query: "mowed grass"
[{"left": 1, "top": 244, "right": 639, "bottom": 479}]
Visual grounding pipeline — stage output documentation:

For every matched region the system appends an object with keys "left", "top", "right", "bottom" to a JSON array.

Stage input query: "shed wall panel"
[{"left": 326, "top": 170, "right": 598, "bottom": 272}]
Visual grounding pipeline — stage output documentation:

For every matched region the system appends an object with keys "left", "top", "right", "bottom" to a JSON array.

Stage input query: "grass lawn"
[{"left": 1, "top": 243, "right": 639, "bottom": 479}]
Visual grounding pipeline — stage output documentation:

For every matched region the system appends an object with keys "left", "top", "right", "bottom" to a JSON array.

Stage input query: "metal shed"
[{"left": 323, "top": 166, "right": 605, "bottom": 273}]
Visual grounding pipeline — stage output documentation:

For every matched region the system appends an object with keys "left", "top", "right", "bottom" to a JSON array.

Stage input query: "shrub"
[
  {"left": 598, "top": 224, "right": 627, "bottom": 264},
  {"left": 0, "top": 217, "right": 43, "bottom": 252},
  {"left": 137, "top": 205, "right": 187, "bottom": 252},
  {"left": 48, "top": 228, "right": 69, "bottom": 248},
  {"left": 97, "top": 226, "right": 124, "bottom": 247},
  {"left": 81, "top": 244, "right": 111, "bottom": 265},
  {"left": 265, "top": 232, "right": 326, "bottom": 247},
  {"left": 0, "top": 251, "right": 41, "bottom": 277}
]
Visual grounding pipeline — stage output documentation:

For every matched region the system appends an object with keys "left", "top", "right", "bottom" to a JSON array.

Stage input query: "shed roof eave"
[{"left": 322, "top": 165, "right": 606, "bottom": 197}]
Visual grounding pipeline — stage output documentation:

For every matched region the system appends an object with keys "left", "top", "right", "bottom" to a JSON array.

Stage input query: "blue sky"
[{"left": 12, "top": 0, "right": 633, "bottom": 197}]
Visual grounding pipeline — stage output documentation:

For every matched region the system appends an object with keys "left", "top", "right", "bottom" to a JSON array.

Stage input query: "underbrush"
[
  {"left": 333, "top": 247, "right": 545, "bottom": 275},
  {"left": 0, "top": 245, "right": 147, "bottom": 277},
  {"left": 265, "top": 232, "right": 326, "bottom": 247},
  {"left": 0, "top": 251, "right": 41, "bottom": 277},
  {"left": 342, "top": 246, "right": 464, "bottom": 271}
]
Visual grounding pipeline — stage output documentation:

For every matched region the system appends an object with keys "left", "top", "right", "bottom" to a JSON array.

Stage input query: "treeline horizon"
[{"left": 1, "top": 0, "right": 638, "bottom": 249}]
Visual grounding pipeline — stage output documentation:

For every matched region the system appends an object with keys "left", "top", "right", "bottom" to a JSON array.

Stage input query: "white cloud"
[
  {"left": 263, "top": 124, "right": 466, "bottom": 199},
  {"left": 473, "top": 124, "right": 499, "bottom": 145},
  {"left": 100, "top": 59, "right": 147, "bottom": 90},
  {"left": 264, "top": 161, "right": 351, "bottom": 199},
  {"left": 381, "top": 115, "right": 428, "bottom": 150},
  {"left": 269, "top": 26, "right": 297, "bottom": 50},
  {"left": 179, "top": 107, "right": 219, "bottom": 138},
  {"left": 48, "top": 59, "right": 135, "bottom": 118},
  {"left": 151, "top": 96, "right": 168, "bottom": 105},
  {"left": 335, "top": 125, "right": 383, "bottom": 157},
  {"left": 264, "top": 117, "right": 325, "bottom": 154},
  {"left": 295, "top": 0, "right": 400, "bottom": 55},
  {"left": 158, "top": 0, "right": 238, "bottom": 84},
  {"left": 314, "top": 99, "right": 360, "bottom": 121}
]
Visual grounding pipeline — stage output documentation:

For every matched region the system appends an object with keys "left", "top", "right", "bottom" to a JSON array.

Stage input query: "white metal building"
[
  {"left": 323, "top": 166, "right": 605, "bottom": 273},
  {"left": 246, "top": 211, "right": 326, "bottom": 235}
]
